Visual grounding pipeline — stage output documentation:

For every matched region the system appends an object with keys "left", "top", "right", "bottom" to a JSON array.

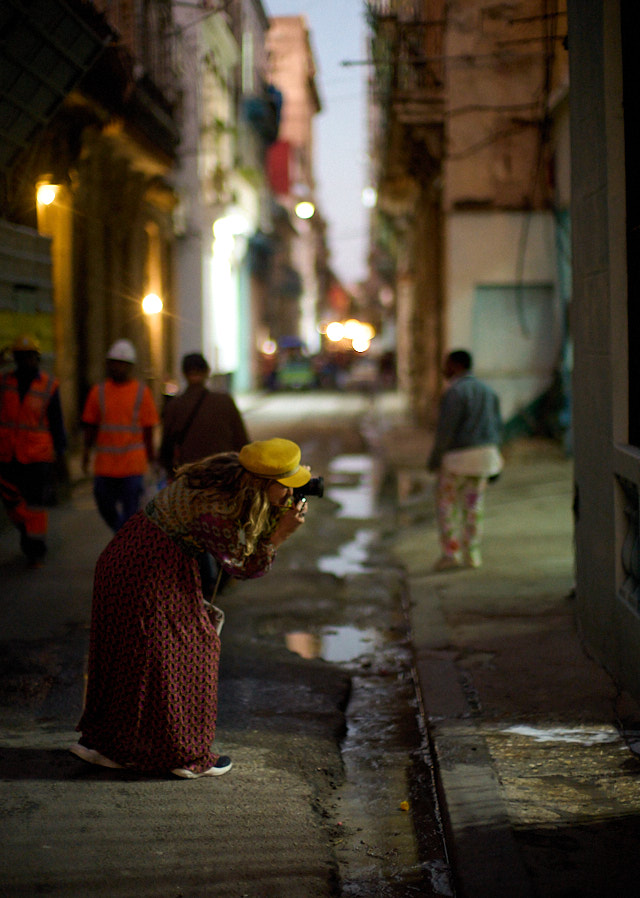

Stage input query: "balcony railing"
[
  {"left": 368, "top": 1, "right": 444, "bottom": 117},
  {"left": 367, "top": 0, "right": 428, "bottom": 20}
]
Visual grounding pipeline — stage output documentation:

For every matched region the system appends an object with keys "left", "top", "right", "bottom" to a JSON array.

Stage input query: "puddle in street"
[
  {"left": 286, "top": 625, "right": 379, "bottom": 663},
  {"left": 317, "top": 528, "right": 376, "bottom": 577},
  {"left": 504, "top": 725, "right": 620, "bottom": 745},
  {"left": 326, "top": 454, "right": 378, "bottom": 519}
]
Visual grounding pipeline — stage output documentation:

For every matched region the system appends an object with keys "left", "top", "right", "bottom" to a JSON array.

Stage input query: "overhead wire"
[{"left": 513, "top": 0, "right": 559, "bottom": 336}]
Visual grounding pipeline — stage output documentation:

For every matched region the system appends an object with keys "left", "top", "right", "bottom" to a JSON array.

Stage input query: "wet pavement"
[
  {"left": 241, "top": 398, "right": 452, "bottom": 896},
  {"left": 0, "top": 392, "right": 451, "bottom": 897},
  {"left": 5, "top": 388, "right": 640, "bottom": 897},
  {"left": 380, "top": 423, "right": 640, "bottom": 897}
]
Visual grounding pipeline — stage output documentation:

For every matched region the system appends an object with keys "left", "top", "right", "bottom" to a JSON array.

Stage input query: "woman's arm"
[
  {"left": 267, "top": 501, "right": 306, "bottom": 549},
  {"left": 191, "top": 501, "right": 307, "bottom": 580}
]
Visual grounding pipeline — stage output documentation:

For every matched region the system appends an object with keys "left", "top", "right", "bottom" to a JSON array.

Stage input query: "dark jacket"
[
  {"left": 160, "top": 385, "right": 248, "bottom": 473},
  {"left": 428, "top": 374, "right": 502, "bottom": 472}
]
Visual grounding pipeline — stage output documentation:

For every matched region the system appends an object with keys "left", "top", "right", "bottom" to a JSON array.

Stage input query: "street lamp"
[
  {"left": 361, "top": 186, "right": 377, "bottom": 208},
  {"left": 142, "top": 293, "right": 163, "bottom": 315},
  {"left": 142, "top": 293, "right": 163, "bottom": 393},
  {"left": 294, "top": 200, "right": 315, "bottom": 220},
  {"left": 36, "top": 183, "right": 59, "bottom": 206},
  {"left": 326, "top": 322, "right": 345, "bottom": 342},
  {"left": 325, "top": 319, "right": 375, "bottom": 352}
]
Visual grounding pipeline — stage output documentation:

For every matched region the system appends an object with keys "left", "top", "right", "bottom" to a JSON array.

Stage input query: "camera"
[{"left": 293, "top": 476, "right": 324, "bottom": 502}]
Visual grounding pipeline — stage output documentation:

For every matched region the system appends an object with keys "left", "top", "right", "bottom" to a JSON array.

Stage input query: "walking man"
[
  {"left": 159, "top": 352, "right": 249, "bottom": 598},
  {"left": 159, "top": 352, "right": 248, "bottom": 476},
  {"left": 82, "top": 339, "right": 159, "bottom": 532},
  {"left": 428, "top": 349, "right": 503, "bottom": 570},
  {"left": 0, "top": 334, "right": 66, "bottom": 565}
]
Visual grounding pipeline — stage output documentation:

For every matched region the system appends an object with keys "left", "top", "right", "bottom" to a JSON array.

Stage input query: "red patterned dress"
[{"left": 76, "top": 479, "right": 276, "bottom": 775}]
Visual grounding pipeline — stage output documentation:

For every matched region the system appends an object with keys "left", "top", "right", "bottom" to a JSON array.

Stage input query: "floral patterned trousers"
[{"left": 435, "top": 470, "right": 488, "bottom": 565}]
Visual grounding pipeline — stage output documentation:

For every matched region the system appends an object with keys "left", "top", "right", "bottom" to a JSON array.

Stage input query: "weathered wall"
[
  {"left": 446, "top": 210, "right": 561, "bottom": 420},
  {"left": 568, "top": 0, "right": 640, "bottom": 697}
]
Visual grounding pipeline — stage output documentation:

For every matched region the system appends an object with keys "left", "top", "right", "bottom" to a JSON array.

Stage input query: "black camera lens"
[{"left": 293, "top": 476, "right": 324, "bottom": 501}]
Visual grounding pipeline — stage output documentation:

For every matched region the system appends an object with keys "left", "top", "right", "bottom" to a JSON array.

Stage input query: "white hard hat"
[{"left": 106, "top": 339, "right": 136, "bottom": 363}]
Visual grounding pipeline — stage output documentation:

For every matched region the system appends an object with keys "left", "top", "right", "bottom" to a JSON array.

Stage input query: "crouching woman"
[{"left": 71, "top": 438, "right": 310, "bottom": 778}]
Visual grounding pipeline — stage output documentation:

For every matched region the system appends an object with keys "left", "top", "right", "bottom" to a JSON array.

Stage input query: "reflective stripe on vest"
[
  {"left": 0, "top": 372, "right": 57, "bottom": 463},
  {"left": 95, "top": 381, "right": 146, "bottom": 454}
]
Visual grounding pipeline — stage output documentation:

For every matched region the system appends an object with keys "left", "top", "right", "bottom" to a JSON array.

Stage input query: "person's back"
[
  {"left": 443, "top": 373, "right": 502, "bottom": 451},
  {"left": 427, "top": 349, "right": 503, "bottom": 571},
  {"left": 160, "top": 353, "right": 248, "bottom": 475},
  {"left": 159, "top": 353, "right": 249, "bottom": 600}
]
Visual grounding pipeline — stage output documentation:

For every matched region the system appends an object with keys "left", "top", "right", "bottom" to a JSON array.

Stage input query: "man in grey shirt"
[{"left": 427, "top": 349, "right": 503, "bottom": 570}]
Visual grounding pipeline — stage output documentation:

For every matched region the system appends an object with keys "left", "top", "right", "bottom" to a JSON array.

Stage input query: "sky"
[{"left": 264, "top": 0, "right": 369, "bottom": 287}]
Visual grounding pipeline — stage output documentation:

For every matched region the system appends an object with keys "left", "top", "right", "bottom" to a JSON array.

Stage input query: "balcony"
[
  {"left": 369, "top": 1, "right": 444, "bottom": 126},
  {"left": 368, "top": 1, "right": 444, "bottom": 202}
]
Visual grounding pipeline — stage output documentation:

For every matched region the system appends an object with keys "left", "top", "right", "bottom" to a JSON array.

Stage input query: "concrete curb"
[
  {"left": 377, "top": 429, "right": 640, "bottom": 897},
  {"left": 415, "top": 647, "right": 536, "bottom": 898}
]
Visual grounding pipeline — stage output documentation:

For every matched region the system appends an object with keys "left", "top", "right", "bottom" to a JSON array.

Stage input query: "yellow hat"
[
  {"left": 12, "top": 334, "right": 40, "bottom": 352},
  {"left": 239, "top": 438, "right": 311, "bottom": 488}
]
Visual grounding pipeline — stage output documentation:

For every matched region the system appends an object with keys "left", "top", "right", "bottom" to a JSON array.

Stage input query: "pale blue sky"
[{"left": 265, "top": 0, "right": 369, "bottom": 286}]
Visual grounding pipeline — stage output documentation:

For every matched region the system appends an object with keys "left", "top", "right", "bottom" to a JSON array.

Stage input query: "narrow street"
[{"left": 0, "top": 392, "right": 452, "bottom": 897}]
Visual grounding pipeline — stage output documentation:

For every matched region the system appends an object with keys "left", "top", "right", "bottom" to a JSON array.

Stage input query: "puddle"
[
  {"left": 286, "top": 625, "right": 379, "bottom": 663},
  {"left": 317, "top": 528, "right": 375, "bottom": 577},
  {"left": 504, "top": 725, "right": 620, "bottom": 745},
  {"left": 326, "top": 454, "right": 378, "bottom": 519}
]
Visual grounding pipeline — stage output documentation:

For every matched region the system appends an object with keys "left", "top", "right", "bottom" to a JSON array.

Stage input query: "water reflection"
[
  {"left": 286, "top": 625, "right": 379, "bottom": 663},
  {"left": 285, "top": 631, "right": 321, "bottom": 660},
  {"left": 504, "top": 725, "right": 620, "bottom": 745},
  {"left": 317, "top": 528, "right": 375, "bottom": 576},
  {"left": 326, "top": 454, "right": 377, "bottom": 519}
]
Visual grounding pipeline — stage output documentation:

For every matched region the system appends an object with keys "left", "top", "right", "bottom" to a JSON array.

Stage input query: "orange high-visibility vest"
[
  {"left": 82, "top": 379, "right": 158, "bottom": 477},
  {"left": 0, "top": 371, "right": 57, "bottom": 464}
]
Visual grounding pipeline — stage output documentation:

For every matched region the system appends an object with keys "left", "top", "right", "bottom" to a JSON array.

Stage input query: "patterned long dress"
[{"left": 76, "top": 479, "right": 276, "bottom": 775}]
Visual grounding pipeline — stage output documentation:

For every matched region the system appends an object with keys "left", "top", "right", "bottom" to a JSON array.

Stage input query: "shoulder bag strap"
[{"left": 172, "top": 389, "right": 208, "bottom": 465}]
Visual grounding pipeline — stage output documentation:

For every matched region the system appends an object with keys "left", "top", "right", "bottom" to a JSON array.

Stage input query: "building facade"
[
  {"left": 1, "top": 0, "right": 179, "bottom": 428},
  {"left": 367, "top": 0, "right": 570, "bottom": 430},
  {"left": 172, "top": 0, "right": 278, "bottom": 392},
  {"left": 265, "top": 15, "right": 326, "bottom": 353}
]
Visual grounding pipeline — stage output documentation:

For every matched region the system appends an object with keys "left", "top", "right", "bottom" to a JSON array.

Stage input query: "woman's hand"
[{"left": 268, "top": 499, "right": 307, "bottom": 548}]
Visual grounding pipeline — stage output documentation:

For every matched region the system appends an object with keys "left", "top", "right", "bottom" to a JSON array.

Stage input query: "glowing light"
[
  {"left": 142, "top": 293, "right": 163, "bottom": 315},
  {"left": 361, "top": 186, "right": 377, "bottom": 208},
  {"left": 326, "top": 322, "right": 345, "bottom": 342},
  {"left": 361, "top": 322, "right": 376, "bottom": 340},
  {"left": 209, "top": 230, "right": 239, "bottom": 372},
  {"left": 262, "top": 339, "right": 277, "bottom": 355},
  {"left": 37, "top": 184, "right": 58, "bottom": 206},
  {"left": 352, "top": 337, "right": 371, "bottom": 353},
  {"left": 343, "top": 319, "right": 362, "bottom": 340},
  {"left": 294, "top": 201, "right": 315, "bottom": 220},
  {"left": 213, "top": 211, "right": 251, "bottom": 239}
]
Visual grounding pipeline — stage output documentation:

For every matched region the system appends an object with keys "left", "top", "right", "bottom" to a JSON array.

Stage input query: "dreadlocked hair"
[{"left": 173, "top": 452, "right": 278, "bottom": 555}]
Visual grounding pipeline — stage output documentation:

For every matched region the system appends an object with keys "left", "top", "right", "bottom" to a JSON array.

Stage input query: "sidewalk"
[{"left": 377, "top": 419, "right": 640, "bottom": 897}]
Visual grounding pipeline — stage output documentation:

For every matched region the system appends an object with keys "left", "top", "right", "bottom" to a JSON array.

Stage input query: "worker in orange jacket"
[
  {"left": 82, "top": 340, "right": 159, "bottom": 532},
  {"left": 0, "top": 334, "right": 67, "bottom": 565}
]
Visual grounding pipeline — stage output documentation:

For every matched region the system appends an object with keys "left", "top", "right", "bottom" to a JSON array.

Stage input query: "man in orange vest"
[
  {"left": 0, "top": 334, "right": 67, "bottom": 565},
  {"left": 82, "top": 339, "right": 159, "bottom": 532}
]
